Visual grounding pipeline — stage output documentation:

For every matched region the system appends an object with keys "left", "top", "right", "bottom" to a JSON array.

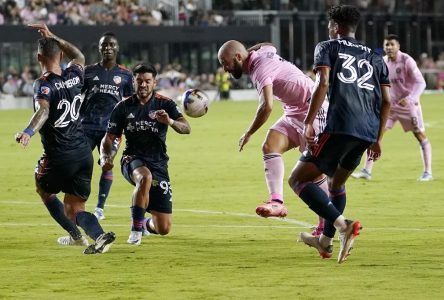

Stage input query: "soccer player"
[
  {"left": 80, "top": 32, "right": 134, "bottom": 220},
  {"left": 100, "top": 63, "right": 191, "bottom": 245},
  {"left": 15, "top": 24, "right": 115, "bottom": 254},
  {"left": 217, "top": 39, "right": 328, "bottom": 234},
  {"left": 288, "top": 5, "right": 391, "bottom": 263},
  {"left": 352, "top": 34, "right": 432, "bottom": 181}
]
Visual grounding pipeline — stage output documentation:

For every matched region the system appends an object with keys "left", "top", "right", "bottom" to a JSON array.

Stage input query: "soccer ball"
[{"left": 182, "top": 89, "right": 209, "bottom": 118}]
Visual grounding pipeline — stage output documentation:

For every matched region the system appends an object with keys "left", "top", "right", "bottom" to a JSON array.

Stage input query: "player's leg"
[
  {"left": 143, "top": 169, "right": 173, "bottom": 235},
  {"left": 414, "top": 130, "right": 433, "bottom": 180},
  {"left": 34, "top": 156, "right": 85, "bottom": 245},
  {"left": 311, "top": 175, "right": 328, "bottom": 236},
  {"left": 93, "top": 132, "right": 118, "bottom": 220},
  {"left": 145, "top": 211, "right": 172, "bottom": 235},
  {"left": 410, "top": 105, "right": 432, "bottom": 180},
  {"left": 63, "top": 154, "right": 115, "bottom": 254},
  {"left": 256, "top": 116, "right": 297, "bottom": 218},
  {"left": 122, "top": 158, "right": 152, "bottom": 245},
  {"left": 290, "top": 134, "right": 365, "bottom": 263},
  {"left": 324, "top": 137, "right": 369, "bottom": 263}
]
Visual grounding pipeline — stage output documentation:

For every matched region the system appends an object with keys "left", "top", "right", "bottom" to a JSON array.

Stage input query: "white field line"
[{"left": 1, "top": 200, "right": 444, "bottom": 232}]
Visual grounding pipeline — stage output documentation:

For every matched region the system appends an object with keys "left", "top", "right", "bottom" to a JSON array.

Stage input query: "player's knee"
[
  {"left": 156, "top": 223, "right": 171, "bottom": 235},
  {"left": 262, "top": 141, "right": 272, "bottom": 154},
  {"left": 288, "top": 175, "right": 306, "bottom": 195},
  {"left": 137, "top": 173, "right": 152, "bottom": 190}
]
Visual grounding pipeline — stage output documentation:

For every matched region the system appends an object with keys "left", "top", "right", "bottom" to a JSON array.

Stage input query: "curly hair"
[{"left": 327, "top": 5, "right": 361, "bottom": 32}]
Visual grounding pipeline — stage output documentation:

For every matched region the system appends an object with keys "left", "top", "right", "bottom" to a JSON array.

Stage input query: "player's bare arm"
[
  {"left": 155, "top": 110, "right": 191, "bottom": 134},
  {"left": 303, "top": 67, "right": 329, "bottom": 149},
  {"left": 15, "top": 98, "right": 49, "bottom": 147},
  {"left": 28, "top": 23, "right": 85, "bottom": 67},
  {"left": 368, "top": 85, "right": 391, "bottom": 161},
  {"left": 247, "top": 42, "right": 274, "bottom": 52},
  {"left": 239, "top": 84, "right": 273, "bottom": 151},
  {"left": 100, "top": 133, "right": 120, "bottom": 171}
]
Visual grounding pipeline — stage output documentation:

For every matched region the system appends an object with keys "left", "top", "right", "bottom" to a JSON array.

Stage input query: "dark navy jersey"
[
  {"left": 33, "top": 64, "right": 90, "bottom": 161},
  {"left": 107, "top": 92, "right": 183, "bottom": 166},
  {"left": 313, "top": 37, "right": 390, "bottom": 142},
  {"left": 81, "top": 63, "right": 133, "bottom": 132}
]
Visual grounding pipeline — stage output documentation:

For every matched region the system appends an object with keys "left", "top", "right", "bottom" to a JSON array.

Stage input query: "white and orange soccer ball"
[{"left": 181, "top": 89, "right": 209, "bottom": 118}]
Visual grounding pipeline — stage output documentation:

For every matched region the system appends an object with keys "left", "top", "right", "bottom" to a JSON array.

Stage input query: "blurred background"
[{"left": 0, "top": 0, "right": 443, "bottom": 105}]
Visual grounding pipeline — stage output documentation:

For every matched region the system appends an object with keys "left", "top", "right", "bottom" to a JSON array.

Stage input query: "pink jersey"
[
  {"left": 247, "top": 45, "right": 314, "bottom": 116},
  {"left": 383, "top": 51, "right": 426, "bottom": 105}
]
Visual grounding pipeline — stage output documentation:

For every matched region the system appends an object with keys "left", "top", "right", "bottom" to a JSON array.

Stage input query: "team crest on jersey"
[
  {"left": 113, "top": 76, "right": 122, "bottom": 84},
  {"left": 40, "top": 86, "right": 50, "bottom": 95},
  {"left": 396, "top": 68, "right": 401, "bottom": 74}
]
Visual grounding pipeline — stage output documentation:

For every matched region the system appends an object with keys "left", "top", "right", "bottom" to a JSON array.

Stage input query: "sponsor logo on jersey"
[
  {"left": 396, "top": 67, "right": 401, "bottom": 74},
  {"left": 127, "top": 113, "right": 135, "bottom": 119},
  {"left": 113, "top": 76, "right": 122, "bottom": 84},
  {"left": 93, "top": 76, "right": 100, "bottom": 81},
  {"left": 40, "top": 86, "right": 50, "bottom": 95}
]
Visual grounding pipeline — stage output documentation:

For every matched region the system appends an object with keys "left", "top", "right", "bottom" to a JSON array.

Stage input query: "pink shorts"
[
  {"left": 386, "top": 102, "right": 425, "bottom": 133},
  {"left": 270, "top": 103, "right": 327, "bottom": 153}
]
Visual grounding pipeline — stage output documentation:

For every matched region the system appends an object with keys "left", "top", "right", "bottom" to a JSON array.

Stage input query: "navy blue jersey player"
[
  {"left": 287, "top": 5, "right": 391, "bottom": 263},
  {"left": 100, "top": 63, "right": 191, "bottom": 245},
  {"left": 80, "top": 32, "right": 134, "bottom": 220},
  {"left": 15, "top": 24, "right": 115, "bottom": 254}
]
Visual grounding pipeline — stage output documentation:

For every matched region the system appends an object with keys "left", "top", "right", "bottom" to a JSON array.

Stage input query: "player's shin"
[
  {"left": 76, "top": 211, "right": 104, "bottom": 240},
  {"left": 263, "top": 153, "right": 284, "bottom": 202},
  {"left": 293, "top": 181, "right": 341, "bottom": 224},
  {"left": 97, "top": 170, "right": 113, "bottom": 209},
  {"left": 44, "top": 194, "right": 83, "bottom": 239}
]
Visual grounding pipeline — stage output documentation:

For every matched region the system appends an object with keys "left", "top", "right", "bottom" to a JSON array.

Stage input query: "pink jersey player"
[
  {"left": 218, "top": 40, "right": 328, "bottom": 231},
  {"left": 352, "top": 34, "right": 432, "bottom": 181}
]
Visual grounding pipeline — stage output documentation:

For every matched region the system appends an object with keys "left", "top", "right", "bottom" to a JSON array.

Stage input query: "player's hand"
[
  {"left": 154, "top": 110, "right": 170, "bottom": 125},
  {"left": 28, "top": 23, "right": 53, "bottom": 38},
  {"left": 367, "top": 141, "right": 382, "bottom": 161},
  {"left": 100, "top": 156, "right": 114, "bottom": 171},
  {"left": 15, "top": 132, "right": 31, "bottom": 147},
  {"left": 398, "top": 98, "right": 407, "bottom": 107},
  {"left": 303, "top": 124, "right": 317, "bottom": 152},
  {"left": 239, "top": 131, "right": 252, "bottom": 152}
]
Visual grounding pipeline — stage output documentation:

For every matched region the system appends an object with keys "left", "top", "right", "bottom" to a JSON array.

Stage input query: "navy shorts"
[
  {"left": 121, "top": 155, "right": 172, "bottom": 214},
  {"left": 300, "top": 133, "right": 372, "bottom": 177},
  {"left": 34, "top": 153, "right": 93, "bottom": 200}
]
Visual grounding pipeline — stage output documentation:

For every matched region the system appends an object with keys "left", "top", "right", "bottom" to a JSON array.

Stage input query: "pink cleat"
[
  {"left": 255, "top": 200, "right": 288, "bottom": 218},
  {"left": 311, "top": 218, "right": 325, "bottom": 236}
]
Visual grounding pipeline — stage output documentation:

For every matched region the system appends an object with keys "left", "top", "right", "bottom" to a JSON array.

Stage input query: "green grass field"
[{"left": 0, "top": 94, "right": 443, "bottom": 299}]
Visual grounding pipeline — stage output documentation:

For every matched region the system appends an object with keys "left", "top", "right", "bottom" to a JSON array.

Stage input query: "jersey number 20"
[
  {"left": 337, "top": 53, "right": 375, "bottom": 91},
  {"left": 54, "top": 94, "right": 84, "bottom": 128}
]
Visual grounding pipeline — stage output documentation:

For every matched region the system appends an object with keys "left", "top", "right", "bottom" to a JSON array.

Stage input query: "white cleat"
[
  {"left": 57, "top": 235, "right": 89, "bottom": 246},
  {"left": 127, "top": 231, "right": 143, "bottom": 245},
  {"left": 418, "top": 172, "right": 433, "bottom": 181},
  {"left": 351, "top": 169, "right": 372, "bottom": 180},
  {"left": 93, "top": 207, "right": 105, "bottom": 220}
]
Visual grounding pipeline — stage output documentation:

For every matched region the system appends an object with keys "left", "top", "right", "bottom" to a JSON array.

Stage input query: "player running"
[
  {"left": 80, "top": 32, "right": 134, "bottom": 220},
  {"left": 352, "top": 34, "right": 432, "bottom": 181},
  {"left": 218, "top": 40, "right": 328, "bottom": 234},
  {"left": 289, "top": 5, "right": 391, "bottom": 263}
]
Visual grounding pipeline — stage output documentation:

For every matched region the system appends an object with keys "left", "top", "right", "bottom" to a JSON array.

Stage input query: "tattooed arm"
[{"left": 15, "top": 98, "right": 49, "bottom": 147}]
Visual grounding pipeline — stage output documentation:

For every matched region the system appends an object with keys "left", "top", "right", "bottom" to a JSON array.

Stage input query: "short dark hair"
[
  {"left": 384, "top": 34, "right": 400, "bottom": 43},
  {"left": 133, "top": 63, "right": 157, "bottom": 78},
  {"left": 37, "top": 37, "right": 61, "bottom": 58},
  {"left": 327, "top": 5, "right": 361, "bottom": 32}
]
